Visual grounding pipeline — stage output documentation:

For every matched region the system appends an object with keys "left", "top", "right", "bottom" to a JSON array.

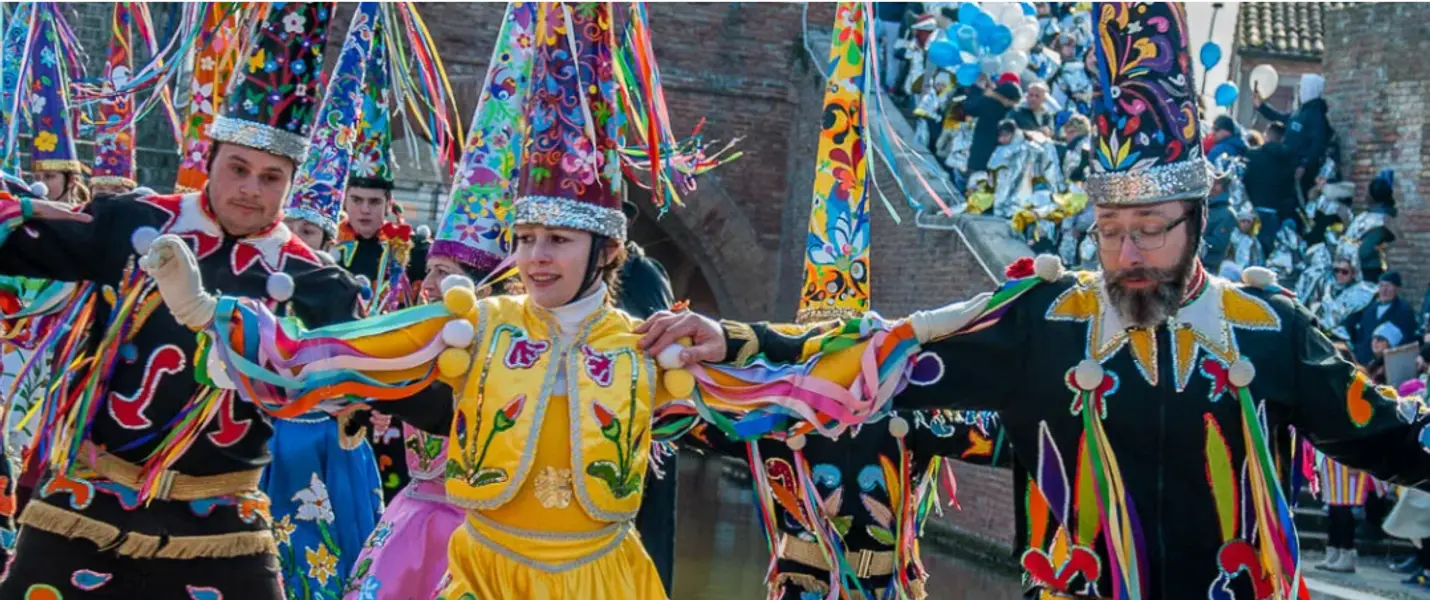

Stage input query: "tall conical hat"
[
  {"left": 208, "top": 3, "right": 335, "bottom": 164},
  {"left": 27, "top": 7, "right": 81, "bottom": 174},
  {"left": 0, "top": 4, "right": 34, "bottom": 175},
  {"left": 286, "top": 2, "right": 382, "bottom": 239},
  {"left": 175, "top": 3, "right": 244, "bottom": 192},
  {"left": 509, "top": 3, "right": 625, "bottom": 241},
  {"left": 92, "top": 3, "right": 137, "bottom": 190},
  {"left": 1084, "top": 2, "right": 1210, "bottom": 206},
  {"left": 431, "top": 2, "right": 537, "bottom": 275},
  {"left": 347, "top": 14, "right": 393, "bottom": 192}
]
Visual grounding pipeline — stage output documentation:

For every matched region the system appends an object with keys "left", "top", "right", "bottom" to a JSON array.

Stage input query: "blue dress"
[{"left": 263, "top": 412, "right": 384, "bottom": 600}]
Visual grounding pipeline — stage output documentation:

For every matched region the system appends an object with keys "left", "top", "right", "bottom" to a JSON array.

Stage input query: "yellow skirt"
[{"left": 436, "top": 514, "right": 667, "bottom": 600}]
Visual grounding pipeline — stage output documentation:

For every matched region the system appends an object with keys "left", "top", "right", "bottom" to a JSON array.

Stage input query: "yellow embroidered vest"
[{"left": 444, "top": 295, "right": 657, "bottom": 522}]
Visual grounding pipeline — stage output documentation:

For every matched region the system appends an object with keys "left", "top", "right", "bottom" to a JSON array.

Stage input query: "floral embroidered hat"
[
  {"left": 91, "top": 3, "right": 137, "bottom": 190},
  {"left": 347, "top": 14, "right": 393, "bottom": 193},
  {"left": 1084, "top": 2, "right": 1211, "bottom": 206},
  {"left": 209, "top": 2, "right": 335, "bottom": 164},
  {"left": 27, "top": 7, "right": 82, "bottom": 174},
  {"left": 509, "top": 2, "right": 626, "bottom": 241},
  {"left": 287, "top": 2, "right": 382, "bottom": 239},
  {"left": 175, "top": 3, "right": 244, "bottom": 193},
  {"left": 431, "top": 2, "right": 537, "bottom": 275}
]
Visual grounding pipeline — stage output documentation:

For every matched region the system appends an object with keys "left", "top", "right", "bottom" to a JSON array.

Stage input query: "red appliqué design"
[
  {"left": 1020, "top": 545, "right": 1101, "bottom": 595},
  {"left": 109, "top": 344, "right": 187, "bottom": 430},
  {"left": 1005, "top": 257, "right": 1036, "bottom": 279},
  {"left": 582, "top": 346, "right": 615, "bottom": 387},
  {"left": 1211, "top": 540, "right": 1273, "bottom": 600},
  {"left": 138, "top": 193, "right": 321, "bottom": 275},
  {"left": 206, "top": 392, "right": 252, "bottom": 448},
  {"left": 504, "top": 337, "right": 550, "bottom": 370}
]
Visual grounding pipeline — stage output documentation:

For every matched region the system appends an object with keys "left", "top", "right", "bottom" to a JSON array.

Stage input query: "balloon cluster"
[{"left": 926, "top": 2, "right": 1041, "bottom": 87}]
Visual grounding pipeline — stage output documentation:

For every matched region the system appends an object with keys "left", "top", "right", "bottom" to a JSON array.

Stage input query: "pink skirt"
[{"left": 344, "top": 479, "right": 464, "bottom": 600}]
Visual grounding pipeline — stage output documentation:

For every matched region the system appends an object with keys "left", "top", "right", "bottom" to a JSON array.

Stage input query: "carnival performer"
[
  {"left": 25, "top": 7, "right": 87, "bottom": 205},
  {"left": 0, "top": 5, "right": 449, "bottom": 597},
  {"left": 639, "top": 4, "right": 1430, "bottom": 598},
  {"left": 263, "top": 6, "right": 393, "bottom": 598},
  {"left": 341, "top": 5, "right": 535, "bottom": 598},
  {"left": 88, "top": 3, "right": 139, "bottom": 199}
]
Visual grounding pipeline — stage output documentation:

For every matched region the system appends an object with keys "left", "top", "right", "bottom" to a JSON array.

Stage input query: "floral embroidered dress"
[{"left": 341, "top": 423, "right": 462, "bottom": 600}]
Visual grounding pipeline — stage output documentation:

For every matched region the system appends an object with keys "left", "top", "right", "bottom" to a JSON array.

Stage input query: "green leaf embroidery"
[
  {"left": 831, "top": 515, "right": 855, "bottom": 538},
  {"left": 866, "top": 525, "right": 897, "bottom": 546},
  {"left": 585, "top": 460, "right": 623, "bottom": 494},
  {"left": 470, "top": 467, "right": 509, "bottom": 487}
]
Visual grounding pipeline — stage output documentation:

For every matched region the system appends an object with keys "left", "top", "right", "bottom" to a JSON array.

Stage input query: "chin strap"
[{"left": 566, "top": 234, "right": 609, "bottom": 306}]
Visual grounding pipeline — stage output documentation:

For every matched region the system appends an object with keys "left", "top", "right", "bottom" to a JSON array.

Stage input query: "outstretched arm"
[
  {"left": 0, "top": 192, "right": 103, "bottom": 282},
  {"left": 1288, "top": 300, "right": 1430, "bottom": 488}
]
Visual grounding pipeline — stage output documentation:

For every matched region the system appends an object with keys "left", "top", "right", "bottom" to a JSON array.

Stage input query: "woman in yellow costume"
[{"left": 132, "top": 3, "right": 921, "bottom": 598}]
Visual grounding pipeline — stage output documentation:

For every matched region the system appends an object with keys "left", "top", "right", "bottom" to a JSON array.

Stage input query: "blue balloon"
[
  {"left": 956, "top": 63, "right": 982, "bottom": 87},
  {"left": 958, "top": 3, "right": 985, "bottom": 26},
  {"left": 1021, "top": 2, "right": 1037, "bottom": 16},
  {"left": 955, "top": 24, "right": 980, "bottom": 54},
  {"left": 1214, "top": 82, "right": 1239, "bottom": 107},
  {"left": 972, "top": 11, "right": 996, "bottom": 33},
  {"left": 1199, "top": 41, "right": 1222, "bottom": 69},
  {"left": 928, "top": 40, "right": 962, "bottom": 68},
  {"left": 986, "top": 25, "right": 1014, "bottom": 55}
]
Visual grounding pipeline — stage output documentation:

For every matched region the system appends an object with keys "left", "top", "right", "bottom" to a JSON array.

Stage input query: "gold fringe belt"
[
  {"left": 81, "top": 441, "right": 262, "bottom": 501},
  {"left": 18, "top": 501, "right": 276, "bottom": 559},
  {"left": 773, "top": 571, "right": 927, "bottom": 600}
]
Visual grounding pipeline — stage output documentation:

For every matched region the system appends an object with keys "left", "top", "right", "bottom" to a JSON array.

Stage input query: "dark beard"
[{"left": 1105, "top": 251, "right": 1197, "bottom": 328}]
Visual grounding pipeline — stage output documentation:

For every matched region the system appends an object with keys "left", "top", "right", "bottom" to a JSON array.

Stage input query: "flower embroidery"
[
  {"left": 367, "top": 520, "right": 392, "bottom": 549},
  {"left": 199, "top": 56, "right": 216, "bottom": 72},
  {"left": 504, "top": 337, "right": 550, "bottom": 369},
  {"left": 28, "top": 94, "right": 45, "bottom": 116},
  {"left": 33, "top": 131, "right": 57, "bottom": 153},
  {"left": 493, "top": 394, "right": 525, "bottom": 431},
  {"left": 272, "top": 514, "right": 296, "bottom": 546},
  {"left": 305, "top": 544, "right": 338, "bottom": 586},
  {"left": 582, "top": 346, "right": 615, "bottom": 387},
  {"left": 292, "top": 473, "right": 335, "bottom": 523},
  {"left": 282, "top": 11, "right": 307, "bottom": 34},
  {"left": 357, "top": 577, "right": 381, "bottom": 600},
  {"left": 533, "top": 466, "right": 574, "bottom": 509}
]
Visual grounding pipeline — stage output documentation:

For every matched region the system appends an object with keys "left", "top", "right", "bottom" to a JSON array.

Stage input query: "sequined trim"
[
  {"left": 533, "top": 466, "right": 574, "bottom": 509},
  {"left": 512, "top": 195, "right": 626, "bottom": 240},
  {"left": 465, "top": 510, "right": 623, "bottom": 541},
  {"left": 31, "top": 159, "right": 85, "bottom": 174},
  {"left": 463, "top": 518, "right": 631, "bottom": 573},
  {"left": 283, "top": 206, "right": 339, "bottom": 240},
  {"left": 89, "top": 176, "right": 137, "bottom": 189},
  {"left": 209, "top": 116, "right": 310, "bottom": 163},
  {"left": 1086, "top": 159, "right": 1211, "bottom": 206},
  {"left": 566, "top": 336, "right": 652, "bottom": 524}
]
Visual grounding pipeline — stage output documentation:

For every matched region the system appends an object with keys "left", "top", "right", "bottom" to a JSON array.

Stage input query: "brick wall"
[{"left": 1323, "top": 3, "right": 1430, "bottom": 306}]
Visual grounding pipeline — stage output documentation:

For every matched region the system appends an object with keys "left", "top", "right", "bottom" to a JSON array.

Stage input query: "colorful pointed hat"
[
  {"left": 510, "top": 2, "right": 625, "bottom": 241},
  {"left": 176, "top": 3, "right": 244, "bottom": 192},
  {"left": 91, "top": 3, "right": 137, "bottom": 190},
  {"left": 797, "top": 2, "right": 871, "bottom": 324},
  {"left": 0, "top": 4, "right": 34, "bottom": 175},
  {"left": 209, "top": 2, "right": 335, "bottom": 164},
  {"left": 286, "top": 2, "right": 381, "bottom": 239},
  {"left": 347, "top": 17, "right": 392, "bottom": 192},
  {"left": 27, "top": 6, "right": 81, "bottom": 174},
  {"left": 432, "top": 2, "right": 536, "bottom": 274},
  {"left": 1084, "top": 2, "right": 1209, "bottom": 206}
]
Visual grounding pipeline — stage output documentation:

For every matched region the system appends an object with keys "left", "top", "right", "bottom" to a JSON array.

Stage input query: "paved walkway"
[{"left": 1303, "top": 550, "right": 1430, "bottom": 600}]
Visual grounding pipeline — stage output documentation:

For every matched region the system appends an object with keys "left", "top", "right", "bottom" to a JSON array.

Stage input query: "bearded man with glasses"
[{"left": 638, "top": 4, "right": 1430, "bottom": 598}]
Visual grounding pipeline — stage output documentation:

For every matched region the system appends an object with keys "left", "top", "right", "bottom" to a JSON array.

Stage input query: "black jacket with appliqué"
[
  {"left": 0, "top": 192, "right": 449, "bottom": 543},
  {"left": 716, "top": 266, "right": 1430, "bottom": 599}
]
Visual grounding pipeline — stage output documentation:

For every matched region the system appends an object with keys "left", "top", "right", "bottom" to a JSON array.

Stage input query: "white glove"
[
  {"left": 907, "top": 292, "right": 994, "bottom": 344},
  {"left": 138, "top": 234, "right": 217, "bottom": 330}
]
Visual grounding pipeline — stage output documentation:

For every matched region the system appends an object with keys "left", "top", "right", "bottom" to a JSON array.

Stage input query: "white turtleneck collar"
[{"left": 541, "top": 281, "right": 609, "bottom": 338}]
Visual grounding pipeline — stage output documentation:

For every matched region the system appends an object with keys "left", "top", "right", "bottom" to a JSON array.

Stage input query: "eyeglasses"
[
  {"left": 1088, "top": 215, "right": 1188, "bottom": 251},
  {"left": 1334, "top": 268, "right": 1352, "bottom": 276}
]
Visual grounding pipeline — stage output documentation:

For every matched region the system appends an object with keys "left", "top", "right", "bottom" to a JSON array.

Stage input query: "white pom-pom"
[
  {"left": 266, "top": 272, "right": 295, "bottom": 302},
  {"left": 130, "top": 226, "right": 160, "bottom": 255},
  {"left": 1241, "top": 266, "right": 1276, "bottom": 289},
  {"left": 1228, "top": 359, "right": 1256, "bottom": 388},
  {"left": 28, "top": 181, "right": 47, "bottom": 199},
  {"left": 786, "top": 434, "right": 807, "bottom": 451},
  {"left": 656, "top": 344, "right": 685, "bottom": 370},
  {"left": 132, "top": 186, "right": 156, "bottom": 197},
  {"left": 1034, "top": 254, "right": 1064, "bottom": 282},
  {"left": 888, "top": 415, "right": 910, "bottom": 438},
  {"left": 416, "top": 225, "right": 431, "bottom": 238},
  {"left": 440, "top": 274, "right": 475, "bottom": 295},
  {"left": 1073, "top": 359, "right": 1104, "bottom": 391},
  {"left": 441, "top": 319, "right": 475, "bottom": 349}
]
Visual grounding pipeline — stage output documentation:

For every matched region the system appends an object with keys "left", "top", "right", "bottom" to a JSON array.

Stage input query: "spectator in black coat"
[
  {"left": 1242, "top": 122, "right": 1300, "bottom": 249},
  {"left": 963, "top": 79, "right": 1021, "bottom": 173},
  {"left": 1254, "top": 74, "right": 1332, "bottom": 200},
  {"left": 1201, "top": 170, "right": 1237, "bottom": 267},
  {"left": 1347, "top": 271, "right": 1419, "bottom": 366},
  {"left": 615, "top": 199, "right": 678, "bottom": 594}
]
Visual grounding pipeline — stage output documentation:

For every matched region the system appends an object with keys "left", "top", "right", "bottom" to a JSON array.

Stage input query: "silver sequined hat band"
[
  {"left": 1085, "top": 158, "right": 1213, "bottom": 206},
  {"left": 511, "top": 195, "right": 627, "bottom": 240},
  {"left": 209, "top": 116, "right": 311, "bottom": 164}
]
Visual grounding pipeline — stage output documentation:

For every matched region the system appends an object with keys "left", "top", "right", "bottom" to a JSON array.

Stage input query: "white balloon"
[
  {"left": 981, "top": 55, "right": 1003, "bottom": 76},
  {"left": 1001, "top": 50, "right": 1030, "bottom": 75},
  {"left": 1012, "top": 23, "right": 1039, "bottom": 51},
  {"left": 1248, "top": 64, "right": 1280, "bottom": 98},
  {"left": 998, "top": 4, "right": 1026, "bottom": 28}
]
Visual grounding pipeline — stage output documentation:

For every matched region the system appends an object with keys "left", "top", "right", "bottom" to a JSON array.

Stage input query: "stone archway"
[{"left": 624, "top": 174, "right": 776, "bottom": 320}]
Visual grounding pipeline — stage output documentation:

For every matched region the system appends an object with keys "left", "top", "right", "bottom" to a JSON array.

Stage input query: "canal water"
[{"left": 672, "top": 453, "right": 1026, "bottom": 599}]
